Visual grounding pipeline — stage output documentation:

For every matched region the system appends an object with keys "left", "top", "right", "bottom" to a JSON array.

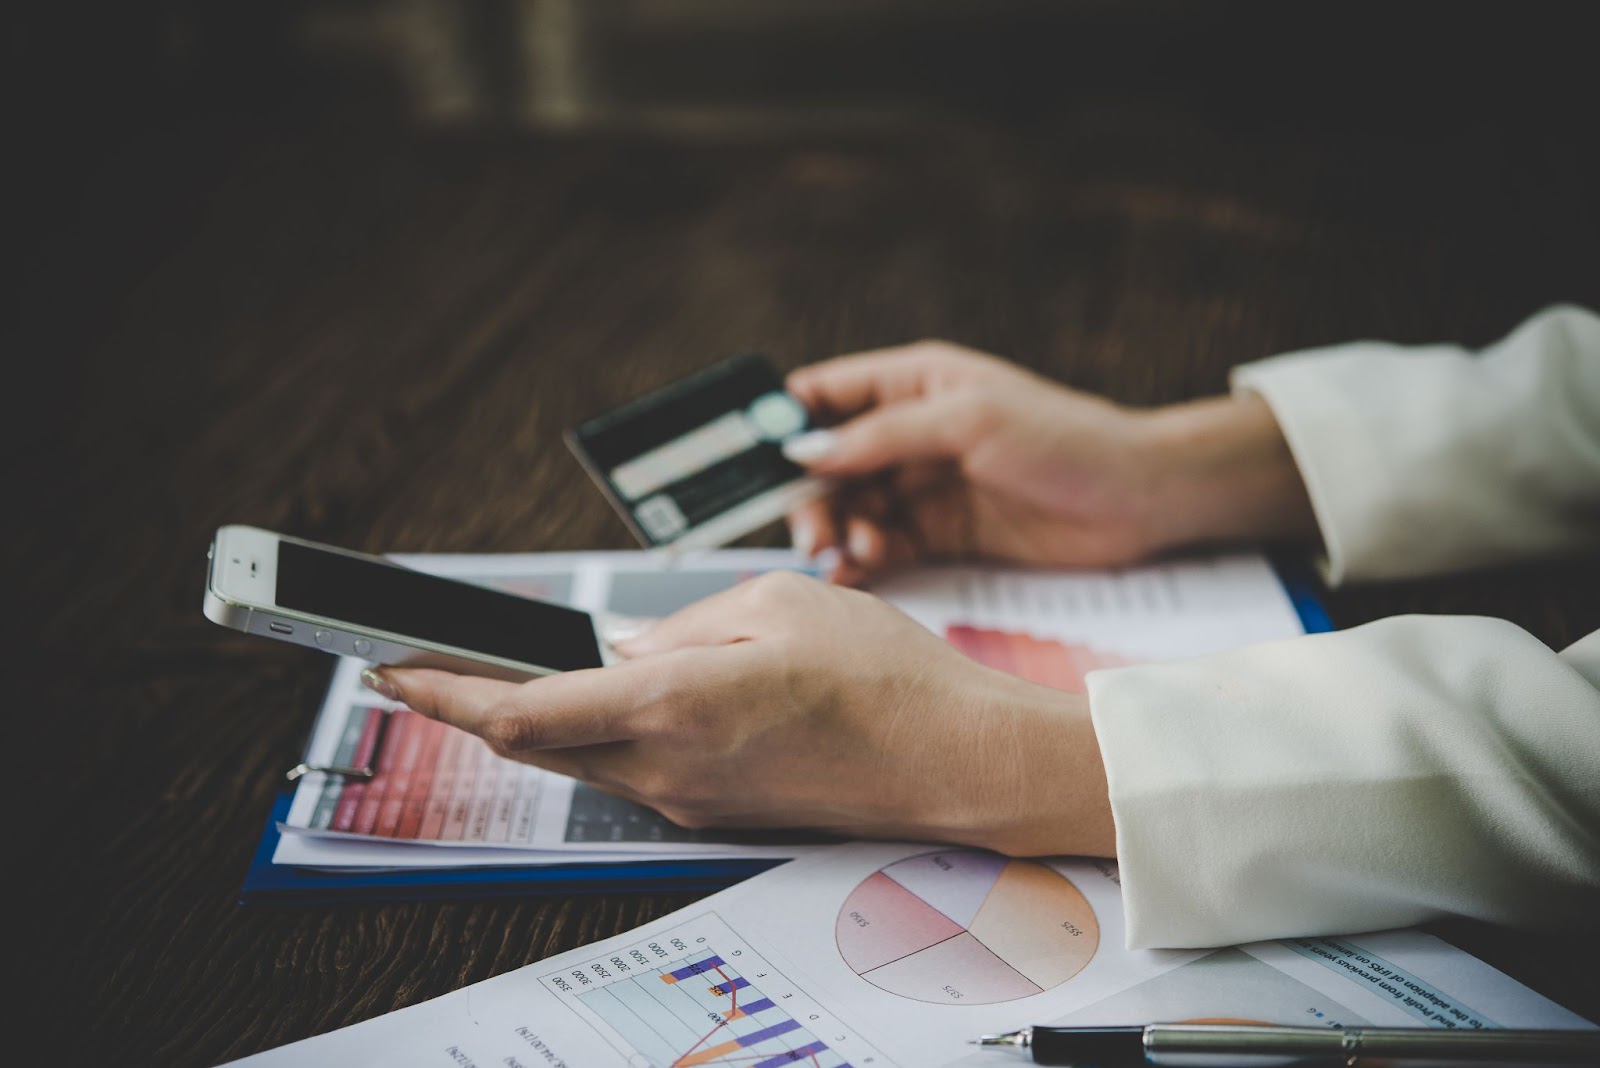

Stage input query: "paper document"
[
  {"left": 223, "top": 841, "right": 1593, "bottom": 1067},
  {"left": 276, "top": 549, "right": 1313, "bottom": 870}
]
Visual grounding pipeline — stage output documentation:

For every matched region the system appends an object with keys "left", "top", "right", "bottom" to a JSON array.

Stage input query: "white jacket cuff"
[
  {"left": 1230, "top": 305, "right": 1600, "bottom": 585},
  {"left": 1088, "top": 616, "right": 1600, "bottom": 949}
]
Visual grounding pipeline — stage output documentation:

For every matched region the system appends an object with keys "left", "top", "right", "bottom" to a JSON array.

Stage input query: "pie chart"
[{"left": 836, "top": 850, "right": 1099, "bottom": 1005}]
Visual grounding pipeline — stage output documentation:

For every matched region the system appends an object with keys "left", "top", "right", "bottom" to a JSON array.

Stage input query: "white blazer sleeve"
[
  {"left": 1088, "top": 620, "right": 1600, "bottom": 949},
  {"left": 1230, "top": 304, "right": 1600, "bottom": 585},
  {"left": 1087, "top": 305, "right": 1600, "bottom": 949}
]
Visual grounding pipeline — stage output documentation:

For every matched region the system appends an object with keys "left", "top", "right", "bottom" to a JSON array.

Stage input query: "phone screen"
[{"left": 275, "top": 541, "right": 603, "bottom": 671}]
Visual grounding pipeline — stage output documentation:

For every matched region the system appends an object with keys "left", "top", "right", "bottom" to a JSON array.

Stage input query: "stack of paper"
[{"left": 270, "top": 548, "right": 1322, "bottom": 873}]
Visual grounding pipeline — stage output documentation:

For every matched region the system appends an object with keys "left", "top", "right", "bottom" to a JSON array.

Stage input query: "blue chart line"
[{"left": 578, "top": 949, "right": 853, "bottom": 1068}]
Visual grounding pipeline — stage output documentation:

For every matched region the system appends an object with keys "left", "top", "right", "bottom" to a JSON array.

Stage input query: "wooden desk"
[{"left": 17, "top": 102, "right": 1598, "bottom": 1064}]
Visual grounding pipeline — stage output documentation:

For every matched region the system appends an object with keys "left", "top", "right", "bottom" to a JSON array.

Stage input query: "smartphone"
[{"left": 203, "top": 525, "right": 606, "bottom": 681}]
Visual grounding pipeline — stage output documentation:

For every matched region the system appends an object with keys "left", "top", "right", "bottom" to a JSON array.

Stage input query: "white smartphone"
[{"left": 203, "top": 525, "right": 608, "bottom": 681}]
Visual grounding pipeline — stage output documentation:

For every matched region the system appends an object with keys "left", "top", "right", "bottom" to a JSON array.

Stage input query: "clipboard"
[{"left": 1270, "top": 551, "right": 1335, "bottom": 635}]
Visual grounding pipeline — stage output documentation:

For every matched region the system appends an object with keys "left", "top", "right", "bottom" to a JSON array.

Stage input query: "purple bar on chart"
[
  {"left": 736, "top": 997, "right": 776, "bottom": 1016},
  {"left": 666, "top": 955, "right": 725, "bottom": 981},
  {"left": 739, "top": 1018, "right": 803, "bottom": 1046},
  {"left": 710, "top": 976, "right": 751, "bottom": 995},
  {"left": 753, "top": 1041, "right": 831, "bottom": 1067}
]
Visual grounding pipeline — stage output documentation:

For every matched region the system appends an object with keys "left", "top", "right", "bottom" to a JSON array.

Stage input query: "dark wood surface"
[{"left": 14, "top": 21, "right": 1600, "bottom": 1064}]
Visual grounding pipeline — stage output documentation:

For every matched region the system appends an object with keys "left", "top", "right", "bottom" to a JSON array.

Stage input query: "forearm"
[{"left": 1134, "top": 392, "right": 1319, "bottom": 554}]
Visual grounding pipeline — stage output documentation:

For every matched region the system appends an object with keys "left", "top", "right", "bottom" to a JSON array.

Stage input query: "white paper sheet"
[{"left": 224, "top": 842, "right": 1593, "bottom": 1067}]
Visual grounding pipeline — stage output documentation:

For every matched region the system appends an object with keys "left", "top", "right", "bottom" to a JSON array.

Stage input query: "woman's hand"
[
  {"left": 363, "top": 571, "right": 1114, "bottom": 857},
  {"left": 784, "top": 341, "right": 1317, "bottom": 584}
]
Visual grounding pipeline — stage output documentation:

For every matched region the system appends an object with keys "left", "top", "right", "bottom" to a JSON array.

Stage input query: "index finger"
[
  {"left": 374, "top": 664, "right": 649, "bottom": 751},
  {"left": 786, "top": 346, "right": 943, "bottom": 423}
]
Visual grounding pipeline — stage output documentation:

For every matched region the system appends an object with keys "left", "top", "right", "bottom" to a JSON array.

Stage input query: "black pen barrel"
[{"left": 1027, "top": 1026, "right": 1146, "bottom": 1066}]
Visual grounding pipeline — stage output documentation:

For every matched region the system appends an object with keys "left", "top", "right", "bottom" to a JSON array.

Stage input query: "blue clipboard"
[
  {"left": 239, "top": 557, "right": 1332, "bottom": 905},
  {"left": 1272, "top": 553, "right": 1335, "bottom": 635}
]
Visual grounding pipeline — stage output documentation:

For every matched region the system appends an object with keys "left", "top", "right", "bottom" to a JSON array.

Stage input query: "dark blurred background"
[
  {"left": 10, "top": 4, "right": 1600, "bottom": 1063},
  {"left": 11, "top": 1, "right": 1597, "bottom": 352},
  {"left": 11, "top": 0, "right": 1599, "bottom": 555},
  {"left": 10, "top": 0, "right": 1598, "bottom": 413}
]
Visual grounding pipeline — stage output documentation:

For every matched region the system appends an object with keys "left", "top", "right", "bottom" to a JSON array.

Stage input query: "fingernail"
[
  {"left": 360, "top": 667, "right": 400, "bottom": 700},
  {"left": 848, "top": 525, "right": 875, "bottom": 563},
  {"left": 790, "top": 518, "right": 816, "bottom": 558},
  {"left": 782, "top": 429, "right": 837, "bottom": 465},
  {"left": 600, "top": 615, "right": 655, "bottom": 647},
  {"left": 812, "top": 546, "right": 842, "bottom": 577}
]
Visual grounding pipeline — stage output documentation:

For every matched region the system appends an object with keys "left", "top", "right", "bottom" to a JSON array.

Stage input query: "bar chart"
[
  {"left": 573, "top": 946, "right": 855, "bottom": 1067},
  {"left": 945, "top": 625, "right": 1133, "bottom": 691},
  {"left": 303, "top": 705, "right": 549, "bottom": 843}
]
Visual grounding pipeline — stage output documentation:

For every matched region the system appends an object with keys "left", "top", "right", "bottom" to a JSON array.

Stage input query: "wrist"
[
  {"left": 1134, "top": 392, "right": 1318, "bottom": 553},
  {"left": 934, "top": 679, "right": 1115, "bottom": 858}
]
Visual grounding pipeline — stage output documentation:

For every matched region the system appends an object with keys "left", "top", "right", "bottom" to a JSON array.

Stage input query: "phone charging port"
[{"left": 268, "top": 621, "right": 293, "bottom": 634}]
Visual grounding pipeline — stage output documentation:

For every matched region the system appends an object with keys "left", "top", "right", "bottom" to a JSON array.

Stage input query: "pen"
[{"left": 972, "top": 1022, "right": 1600, "bottom": 1066}]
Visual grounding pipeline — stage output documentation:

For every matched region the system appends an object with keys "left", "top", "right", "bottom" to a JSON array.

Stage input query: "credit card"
[{"left": 565, "top": 353, "right": 828, "bottom": 554}]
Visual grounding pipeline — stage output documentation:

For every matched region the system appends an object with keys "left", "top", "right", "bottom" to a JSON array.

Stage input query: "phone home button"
[
  {"left": 314, "top": 630, "right": 332, "bottom": 648},
  {"left": 352, "top": 638, "right": 372, "bottom": 657}
]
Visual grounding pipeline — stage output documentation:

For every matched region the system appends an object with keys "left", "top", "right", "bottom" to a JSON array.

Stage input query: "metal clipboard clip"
[{"left": 284, "top": 706, "right": 392, "bottom": 781}]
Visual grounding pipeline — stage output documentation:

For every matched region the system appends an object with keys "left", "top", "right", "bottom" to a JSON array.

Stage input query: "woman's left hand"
[{"left": 365, "top": 571, "right": 1114, "bottom": 857}]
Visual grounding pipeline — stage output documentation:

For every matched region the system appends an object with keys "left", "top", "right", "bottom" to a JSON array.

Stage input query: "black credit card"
[{"left": 565, "top": 353, "right": 826, "bottom": 553}]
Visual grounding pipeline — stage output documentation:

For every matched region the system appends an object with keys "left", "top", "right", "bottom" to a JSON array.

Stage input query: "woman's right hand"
[{"left": 783, "top": 341, "right": 1318, "bottom": 584}]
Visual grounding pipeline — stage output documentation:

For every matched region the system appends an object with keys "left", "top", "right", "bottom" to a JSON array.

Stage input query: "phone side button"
[
  {"left": 268, "top": 621, "right": 293, "bottom": 635},
  {"left": 352, "top": 638, "right": 372, "bottom": 657},
  {"left": 314, "top": 629, "right": 332, "bottom": 647}
]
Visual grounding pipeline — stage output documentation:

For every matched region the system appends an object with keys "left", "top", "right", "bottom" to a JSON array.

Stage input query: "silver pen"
[{"left": 972, "top": 1022, "right": 1600, "bottom": 1066}]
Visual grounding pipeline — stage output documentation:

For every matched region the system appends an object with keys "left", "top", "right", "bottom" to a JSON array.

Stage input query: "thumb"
[
  {"left": 783, "top": 394, "right": 971, "bottom": 477},
  {"left": 361, "top": 666, "right": 524, "bottom": 735}
]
